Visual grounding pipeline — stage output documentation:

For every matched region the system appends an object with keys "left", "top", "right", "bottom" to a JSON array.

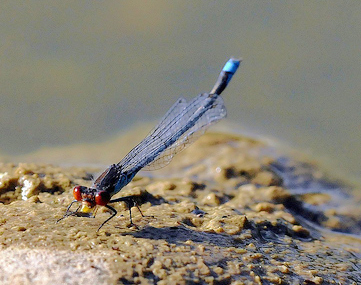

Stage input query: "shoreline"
[{"left": 3, "top": 122, "right": 361, "bottom": 189}]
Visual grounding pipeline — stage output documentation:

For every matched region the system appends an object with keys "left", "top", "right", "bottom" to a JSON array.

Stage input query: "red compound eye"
[
  {"left": 95, "top": 191, "right": 111, "bottom": 206},
  {"left": 73, "top": 186, "right": 83, "bottom": 201}
]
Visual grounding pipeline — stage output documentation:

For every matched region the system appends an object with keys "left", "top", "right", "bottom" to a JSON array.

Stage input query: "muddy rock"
[{"left": 0, "top": 133, "right": 360, "bottom": 284}]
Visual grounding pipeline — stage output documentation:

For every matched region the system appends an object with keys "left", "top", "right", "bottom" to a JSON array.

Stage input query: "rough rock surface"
[{"left": 0, "top": 133, "right": 360, "bottom": 284}]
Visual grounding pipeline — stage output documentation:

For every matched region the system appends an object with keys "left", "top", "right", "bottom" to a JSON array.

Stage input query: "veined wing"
[
  {"left": 117, "top": 97, "right": 188, "bottom": 170},
  {"left": 142, "top": 94, "right": 226, "bottom": 170},
  {"left": 118, "top": 93, "right": 226, "bottom": 173}
]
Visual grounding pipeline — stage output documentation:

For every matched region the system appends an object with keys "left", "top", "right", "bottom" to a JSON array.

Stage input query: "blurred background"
[{"left": 1, "top": 1, "right": 360, "bottom": 185}]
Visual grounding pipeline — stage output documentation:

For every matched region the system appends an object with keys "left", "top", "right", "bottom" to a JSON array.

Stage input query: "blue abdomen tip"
[{"left": 223, "top": 58, "right": 241, "bottom": 74}]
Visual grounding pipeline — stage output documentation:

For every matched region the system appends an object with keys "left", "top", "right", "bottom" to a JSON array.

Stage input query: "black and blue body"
[{"left": 58, "top": 57, "right": 241, "bottom": 231}]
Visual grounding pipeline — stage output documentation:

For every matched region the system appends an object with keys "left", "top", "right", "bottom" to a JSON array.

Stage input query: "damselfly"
[{"left": 57, "top": 58, "right": 241, "bottom": 230}]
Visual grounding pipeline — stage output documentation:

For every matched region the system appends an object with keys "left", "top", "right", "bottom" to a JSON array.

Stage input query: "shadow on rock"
[{"left": 123, "top": 225, "right": 236, "bottom": 247}]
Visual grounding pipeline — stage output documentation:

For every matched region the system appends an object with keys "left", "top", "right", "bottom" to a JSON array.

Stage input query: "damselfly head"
[
  {"left": 73, "top": 185, "right": 97, "bottom": 211},
  {"left": 73, "top": 185, "right": 111, "bottom": 207}
]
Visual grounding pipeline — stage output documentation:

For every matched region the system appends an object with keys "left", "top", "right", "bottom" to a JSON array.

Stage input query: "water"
[{"left": 0, "top": 2, "right": 360, "bottom": 185}]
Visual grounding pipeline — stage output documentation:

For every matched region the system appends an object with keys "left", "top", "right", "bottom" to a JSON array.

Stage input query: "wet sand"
[{"left": 0, "top": 133, "right": 360, "bottom": 284}]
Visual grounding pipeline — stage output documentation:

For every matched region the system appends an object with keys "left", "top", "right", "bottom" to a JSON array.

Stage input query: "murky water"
[{"left": 1, "top": 2, "right": 360, "bottom": 186}]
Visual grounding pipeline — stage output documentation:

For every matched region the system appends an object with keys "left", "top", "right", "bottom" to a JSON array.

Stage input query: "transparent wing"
[
  {"left": 143, "top": 95, "right": 226, "bottom": 170},
  {"left": 148, "top": 97, "right": 188, "bottom": 137},
  {"left": 118, "top": 93, "right": 226, "bottom": 173},
  {"left": 117, "top": 97, "right": 187, "bottom": 169}
]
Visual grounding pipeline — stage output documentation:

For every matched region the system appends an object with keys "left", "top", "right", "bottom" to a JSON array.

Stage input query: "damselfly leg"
[
  {"left": 98, "top": 196, "right": 149, "bottom": 231},
  {"left": 56, "top": 200, "right": 94, "bottom": 223}
]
